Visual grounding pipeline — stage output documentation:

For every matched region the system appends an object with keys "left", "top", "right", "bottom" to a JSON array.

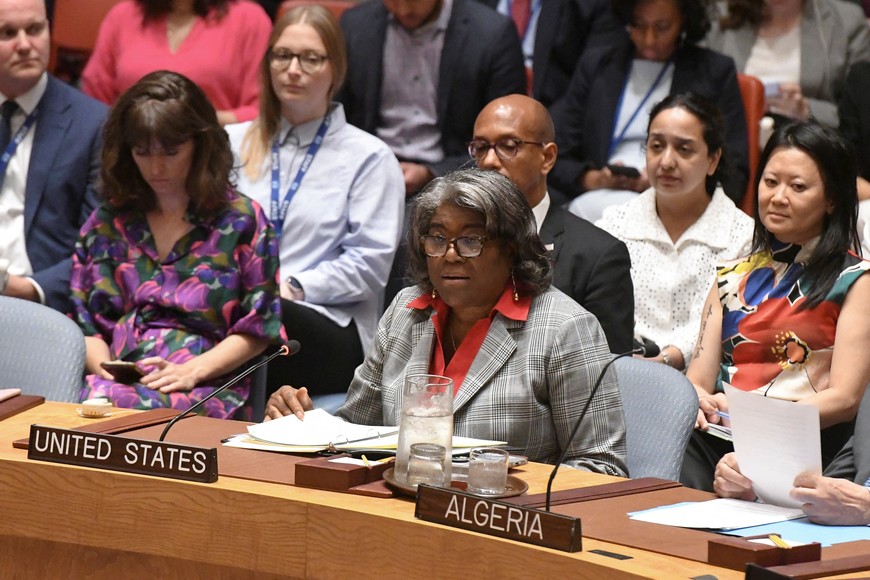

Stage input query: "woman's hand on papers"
[
  {"left": 265, "top": 385, "right": 313, "bottom": 421},
  {"left": 713, "top": 452, "right": 757, "bottom": 501},
  {"left": 696, "top": 393, "right": 728, "bottom": 430},
  {"left": 791, "top": 472, "right": 870, "bottom": 525}
]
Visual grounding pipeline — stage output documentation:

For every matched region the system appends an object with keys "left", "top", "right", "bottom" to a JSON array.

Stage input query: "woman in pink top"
[{"left": 82, "top": 0, "right": 270, "bottom": 124}]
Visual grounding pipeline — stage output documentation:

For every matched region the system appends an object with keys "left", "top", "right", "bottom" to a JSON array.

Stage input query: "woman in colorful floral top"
[
  {"left": 681, "top": 121, "right": 870, "bottom": 492},
  {"left": 70, "top": 70, "right": 283, "bottom": 419}
]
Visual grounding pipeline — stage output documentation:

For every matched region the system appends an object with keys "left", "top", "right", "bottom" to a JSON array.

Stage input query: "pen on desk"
[
  {"left": 361, "top": 454, "right": 371, "bottom": 468},
  {"left": 768, "top": 534, "right": 790, "bottom": 549}
]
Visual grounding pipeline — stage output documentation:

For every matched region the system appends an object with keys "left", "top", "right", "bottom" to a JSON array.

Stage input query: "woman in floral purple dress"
[{"left": 71, "top": 70, "right": 283, "bottom": 418}]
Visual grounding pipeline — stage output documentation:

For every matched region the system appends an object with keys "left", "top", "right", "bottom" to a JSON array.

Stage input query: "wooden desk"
[{"left": 0, "top": 403, "right": 745, "bottom": 579}]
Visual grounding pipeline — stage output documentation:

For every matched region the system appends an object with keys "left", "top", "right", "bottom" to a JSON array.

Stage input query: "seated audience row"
[
  {"left": 550, "top": 0, "right": 750, "bottom": 223},
  {"left": 706, "top": 0, "right": 870, "bottom": 129}
]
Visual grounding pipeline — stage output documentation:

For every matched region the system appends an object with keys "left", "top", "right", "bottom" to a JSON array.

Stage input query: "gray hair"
[{"left": 406, "top": 169, "right": 552, "bottom": 295}]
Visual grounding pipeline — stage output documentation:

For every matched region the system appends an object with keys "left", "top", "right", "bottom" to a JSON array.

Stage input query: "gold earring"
[
  {"left": 511, "top": 271, "right": 519, "bottom": 302},
  {"left": 431, "top": 287, "right": 437, "bottom": 299}
]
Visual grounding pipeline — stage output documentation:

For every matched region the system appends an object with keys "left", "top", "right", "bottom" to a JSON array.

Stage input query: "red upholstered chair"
[
  {"left": 49, "top": 0, "right": 121, "bottom": 84},
  {"left": 737, "top": 73, "right": 767, "bottom": 216},
  {"left": 277, "top": 0, "right": 356, "bottom": 21}
]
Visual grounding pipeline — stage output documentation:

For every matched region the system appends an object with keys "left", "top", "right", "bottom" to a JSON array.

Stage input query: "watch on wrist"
[{"left": 288, "top": 276, "right": 303, "bottom": 292}]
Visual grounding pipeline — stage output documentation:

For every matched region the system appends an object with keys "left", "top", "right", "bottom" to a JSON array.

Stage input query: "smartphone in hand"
[
  {"left": 100, "top": 361, "right": 145, "bottom": 384},
  {"left": 606, "top": 164, "right": 641, "bottom": 179}
]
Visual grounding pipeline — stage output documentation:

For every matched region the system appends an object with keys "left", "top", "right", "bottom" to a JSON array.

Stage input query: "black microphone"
[
  {"left": 158, "top": 340, "right": 301, "bottom": 442},
  {"left": 544, "top": 347, "right": 641, "bottom": 511},
  {"left": 632, "top": 337, "right": 660, "bottom": 358}
]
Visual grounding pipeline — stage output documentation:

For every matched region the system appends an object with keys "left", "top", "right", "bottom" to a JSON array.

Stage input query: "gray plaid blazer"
[{"left": 338, "top": 286, "right": 628, "bottom": 476}]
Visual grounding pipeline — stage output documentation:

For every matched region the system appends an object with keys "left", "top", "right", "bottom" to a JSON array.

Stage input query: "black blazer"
[
  {"left": 338, "top": 0, "right": 526, "bottom": 177},
  {"left": 549, "top": 37, "right": 749, "bottom": 203},
  {"left": 476, "top": 0, "right": 623, "bottom": 107},
  {"left": 540, "top": 204, "right": 634, "bottom": 353},
  {"left": 824, "top": 386, "right": 870, "bottom": 485},
  {"left": 839, "top": 61, "right": 870, "bottom": 182}
]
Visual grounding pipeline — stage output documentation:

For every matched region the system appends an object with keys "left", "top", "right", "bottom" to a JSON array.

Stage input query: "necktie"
[
  {"left": 0, "top": 100, "right": 19, "bottom": 153},
  {"left": 511, "top": 0, "right": 530, "bottom": 39}
]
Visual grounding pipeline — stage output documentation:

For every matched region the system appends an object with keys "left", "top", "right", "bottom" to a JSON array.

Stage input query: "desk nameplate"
[
  {"left": 27, "top": 424, "right": 218, "bottom": 483},
  {"left": 415, "top": 484, "right": 582, "bottom": 552}
]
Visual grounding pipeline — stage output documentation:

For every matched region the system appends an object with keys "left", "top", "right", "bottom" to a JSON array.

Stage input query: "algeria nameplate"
[
  {"left": 415, "top": 484, "right": 582, "bottom": 552},
  {"left": 27, "top": 424, "right": 218, "bottom": 483}
]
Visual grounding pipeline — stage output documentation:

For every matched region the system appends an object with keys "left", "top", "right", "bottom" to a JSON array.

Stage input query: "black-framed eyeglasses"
[
  {"left": 467, "top": 138, "right": 546, "bottom": 161},
  {"left": 420, "top": 235, "right": 488, "bottom": 259},
  {"left": 268, "top": 49, "right": 329, "bottom": 74}
]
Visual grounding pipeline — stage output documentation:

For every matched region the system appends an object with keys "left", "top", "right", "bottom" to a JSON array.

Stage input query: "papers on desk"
[
  {"left": 0, "top": 388, "right": 21, "bottom": 403},
  {"left": 629, "top": 498, "right": 805, "bottom": 530},
  {"left": 245, "top": 409, "right": 397, "bottom": 449},
  {"left": 227, "top": 409, "right": 506, "bottom": 454},
  {"left": 724, "top": 384, "right": 822, "bottom": 508}
]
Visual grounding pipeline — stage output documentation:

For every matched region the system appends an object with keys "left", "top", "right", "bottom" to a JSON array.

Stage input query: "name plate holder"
[
  {"left": 27, "top": 424, "right": 218, "bottom": 484},
  {"left": 415, "top": 484, "right": 582, "bottom": 552}
]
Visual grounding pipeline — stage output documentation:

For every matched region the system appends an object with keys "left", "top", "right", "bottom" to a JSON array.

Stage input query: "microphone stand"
[
  {"left": 544, "top": 347, "right": 645, "bottom": 511},
  {"left": 158, "top": 341, "right": 299, "bottom": 442}
]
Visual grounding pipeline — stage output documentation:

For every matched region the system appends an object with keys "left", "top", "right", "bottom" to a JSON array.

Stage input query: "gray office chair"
[
  {"left": 0, "top": 296, "right": 86, "bottom": 402},
  {"left": 614, "top": 356, "right": 698, "bottom": 481}
]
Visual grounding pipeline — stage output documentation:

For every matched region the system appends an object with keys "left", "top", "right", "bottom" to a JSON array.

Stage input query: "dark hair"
[
  {"left": 406, "top": 169, "right": 552, "bottom": 295},
  {"left": 135, "top": 0, "right": 230, "bottom": 22},
  {"left": 100, "top": 70, "right": 233, "bottom": 218},
  {"left": 647, "top": 92, "right": 728, "bottom": 195},
  {"left": 752, "top": 121, "right": 860, "bottom": 308},
  {"left": 719, "top": 0, "right": 764, "bottom": 30},
  {"left": 611, "top": 0, "right": 710, "bottom": 45}
]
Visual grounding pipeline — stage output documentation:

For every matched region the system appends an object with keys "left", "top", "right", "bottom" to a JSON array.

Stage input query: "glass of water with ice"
[
  {"left": 467, "top": 447, "right": 509, "bottom": 495},
  {"left": 394, "top": 374, "right": 453, "bottom": 487}
]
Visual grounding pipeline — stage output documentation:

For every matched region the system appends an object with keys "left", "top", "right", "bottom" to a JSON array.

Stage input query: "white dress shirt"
[{"left": 226, "top": 103, "right": 405, "bottom": 354}]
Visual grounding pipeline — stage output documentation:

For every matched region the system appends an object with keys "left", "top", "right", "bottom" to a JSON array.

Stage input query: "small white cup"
[{"left": 467, "top": 447, "right": 509, "bottom": 495}]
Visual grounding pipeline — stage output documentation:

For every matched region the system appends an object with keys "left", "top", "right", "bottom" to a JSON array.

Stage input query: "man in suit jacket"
[
  {"left": 0, "top": 0, "right": 106, "bottom": 312},
  {"left": 788, "top": 390, "right": 870, "bottom": 525},
  {"left": 472, "top": 94, "right": 634, "bottom": 353},
  {"left": 476, "top": 0, "right": 623, "bottom": 107},
  {"left": 338, "top": 0, "right": 526, "bottom": 195},
  {"left": 715, "top": 389, "right": 870, "bottom": 525}
]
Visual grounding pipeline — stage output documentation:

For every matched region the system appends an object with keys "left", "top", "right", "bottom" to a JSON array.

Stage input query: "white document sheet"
[
  {"left": 629, "top": 498, "right": 805, "bottom": 530},
  {"left": 724, "top": 384, "right": 822, "bottom": 508},
  {"left": 247, "top": 408, "right": 397, "bottom": 447},
  {"left": 0, "top": 388, "right": 21, "bottom": 403}
]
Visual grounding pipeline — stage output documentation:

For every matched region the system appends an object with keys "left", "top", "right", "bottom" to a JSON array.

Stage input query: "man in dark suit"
[
  {"left": 476, "top": 0, "right": 623, "bottom": 108},
  {"left": 0, "top": 0, "right": 106, "bottom": 312},
  {"left": 338, "top": 0, "right": 526, "bottom": 195},
  {"left": 471, "top": 94, "right": 634, "bottom": 352},
  {"left": 715, "top": 390, "right": 870, "bottom": 525}
]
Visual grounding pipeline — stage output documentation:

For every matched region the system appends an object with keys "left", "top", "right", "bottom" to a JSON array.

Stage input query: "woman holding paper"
[
  {"left": 265, "top": 169, "right": 628, "bottom": 476},
  {"left": 681, "top": 121, "right": 870, "bottom": 492}
]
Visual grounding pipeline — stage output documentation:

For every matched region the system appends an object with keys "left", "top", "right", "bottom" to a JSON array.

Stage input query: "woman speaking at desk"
[
  {"left": 682, "top": 121, "right": 870, "bottom": 492},
  {"left": 70, "top": 71, "right": 283, "bottom": 418},
  {"left": 266, "top": 169, "right": 627, "bottom": 476}
]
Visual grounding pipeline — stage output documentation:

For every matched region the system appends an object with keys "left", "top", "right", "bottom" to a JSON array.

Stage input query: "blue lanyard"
[
  {"left": 0, "top": 106, "right": 39, "bottom": 187},
  {"left": 269, "top": 114, "right": 331, "bottom": 239},
  {"left": 608, "top": 61, "right": 673, "bottom": 159}
]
